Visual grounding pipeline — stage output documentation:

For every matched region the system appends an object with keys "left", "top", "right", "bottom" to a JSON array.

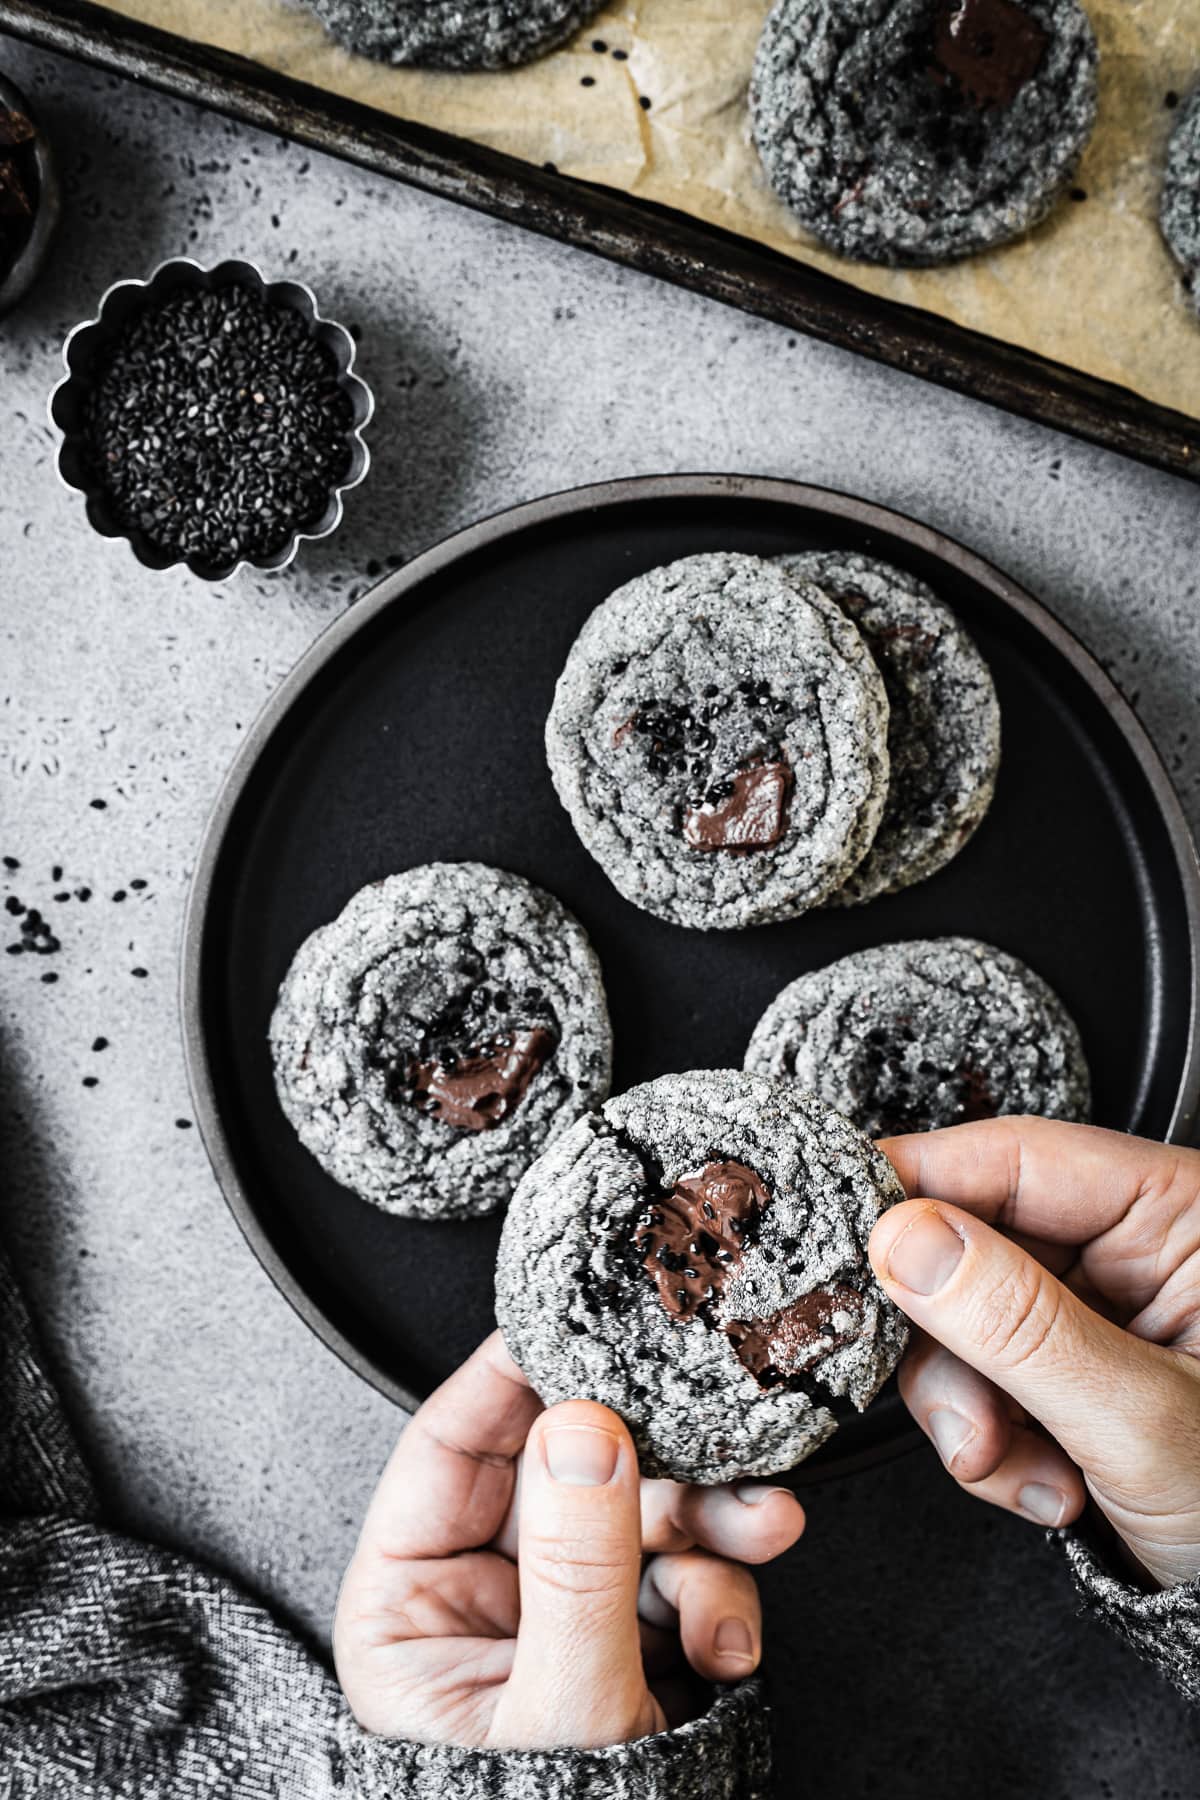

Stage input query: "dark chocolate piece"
[
  {"left": 727, "top": 1285, "right": 864, "bottom": 1388},
  {"left": 682, "top": 761, "right": 792, "bottom": 852},
  {"left": 933, "top": 0, "right": 1049, "bottom": 109},
  {"left": 407, "top": 1025, "right": 556, "bottom": 1132},
  {"left": 635, "top": 1159, "right": 769, "bottom": 1320}
]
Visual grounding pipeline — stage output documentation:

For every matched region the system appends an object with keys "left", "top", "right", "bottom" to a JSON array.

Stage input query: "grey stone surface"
[{"left": 1, "top": 32, "right": 1198, "bottom": 1796}]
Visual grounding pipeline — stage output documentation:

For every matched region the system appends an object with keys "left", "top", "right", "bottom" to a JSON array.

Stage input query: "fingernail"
[
  {"left": 1017, "top": 1482, "right": 1068, "bottom": 1527},
  {"left": 734, "top": 1483, "right": 792, "bottom": 1507},
  {"left": 927, "top": 1408, "right": 975, "bottom": 1472},
  {"left": 544, "top": 1425, "right": 620, "bottom": 1487},
  {"left": 886, "top": 1208, "right": 965, "bottom": 1296},
  {"left": 713, "top": 1617, "right": 755, "bottom": 1663}
]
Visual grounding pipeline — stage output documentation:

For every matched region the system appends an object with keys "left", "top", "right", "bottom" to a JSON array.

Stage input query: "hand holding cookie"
[
  {"left": 870, "top": 1117, "right": 1200, "bottom": 1589},
  {"left": 334, "top": 1331, "right": 805, "bottom": 1749}
]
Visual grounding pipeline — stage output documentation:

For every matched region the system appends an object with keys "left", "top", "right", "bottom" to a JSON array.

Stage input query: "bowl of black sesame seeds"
[{"left": 49, "top": 257, "right": 372, "bottom": 580}]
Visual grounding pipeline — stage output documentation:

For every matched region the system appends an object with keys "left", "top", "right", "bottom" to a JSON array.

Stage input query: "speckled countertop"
[{"left": 1, "top": 34, "right": 1199, "bottom": 1798}]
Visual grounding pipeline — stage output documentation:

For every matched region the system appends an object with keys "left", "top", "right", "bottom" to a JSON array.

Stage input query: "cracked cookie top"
[
  {"left": 269, "top": 863, "right": 612, "bottom": 1219},
  {"left": 304, "top": 0, "right": 602, "bottom": 70},
  {"left": 751, "top": 0, "right": 1099, "bottom": 266},
  {"left": 778, "top": 550, "right": 1001, "bottom": 904},
  {"left": 745, "top": 936, "right": 1090, "bottom": 1135},
  {"left": 495, "top": 1068, "right": 909, "bottom": 1483},
  {"left": 545, "top": 552, "right": 891, "bottom": 931}
]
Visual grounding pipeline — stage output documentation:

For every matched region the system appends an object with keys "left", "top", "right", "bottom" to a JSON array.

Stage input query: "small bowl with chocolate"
[
  {"left": 48, "top": 257, "right": 373, "bottom": 580},
  {"left": 0, "top": 72, "right": 60, "bottom": 316}
]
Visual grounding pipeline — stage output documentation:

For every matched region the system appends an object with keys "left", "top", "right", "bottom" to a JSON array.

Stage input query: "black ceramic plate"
[{"left": 182, "top": 475, "right": 1200, "bottom": 1482}]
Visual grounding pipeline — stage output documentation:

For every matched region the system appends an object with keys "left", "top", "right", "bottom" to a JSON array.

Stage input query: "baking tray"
[
  {"left": 181, "top": 473, "right": 1200, "bottom": 1479},
  {"left": 4, "top": 0, "right": 1200, "bottom": 487}
]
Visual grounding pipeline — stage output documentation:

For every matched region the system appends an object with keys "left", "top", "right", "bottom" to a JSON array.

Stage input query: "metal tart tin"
[{"left": 48, "top": 256, "right": 373, "bottom": 580}]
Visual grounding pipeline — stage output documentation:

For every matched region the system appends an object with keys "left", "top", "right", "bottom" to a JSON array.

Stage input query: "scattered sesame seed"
[
  {"left": 2, "top": 856, "right": 18, "bottom": 870},
  {"left": 130, "top": 878, "right": 147, "bottom": 890},
  {"left": 82, "top": 1076, "right": 98, "bottom": 1088},
  {"left": 131, "top": 967, "right": 148, "bottom": 978},
  {"left": 41, "top": 971, "right": 58, "bottom": 984},
  {"left": 639, "top": 94, "right": 651, "bottom": 110},
  {"left": 51, "top": 865, "right": 62, "bottom": 881},
  {"left": 175, "top": 1118, "right": 193, "bottom": 1130},
  {"left": 90, "top": 799, "right": 107, "bottom": 810},
  {"left": 112, "top": 889, "right": 127, "bottom": 903},
  {"left": 92, "top": 1037, "right": 108, "bottom": 1051}
]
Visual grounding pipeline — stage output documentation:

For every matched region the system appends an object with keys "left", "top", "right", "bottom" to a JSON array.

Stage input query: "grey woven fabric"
[
  {"left": 336, "top": 1686, "right": 771, "bottom": 1799},
  {"left": 0, "top": 1241, "right": 767, "bottom": 1798},
  {"left": 1059, "top": 1529, "right": 1200, "bottom": 1705}
]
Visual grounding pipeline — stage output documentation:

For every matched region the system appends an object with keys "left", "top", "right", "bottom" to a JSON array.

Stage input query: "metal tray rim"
[
  {"left": 180, "top": 471, "right": 1200, "bottom": 1435},
  {"left": 5, "top": 0, "right": 1200, "bottom": 487}
]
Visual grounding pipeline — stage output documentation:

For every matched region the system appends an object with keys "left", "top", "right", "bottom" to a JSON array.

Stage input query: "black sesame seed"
[
  {"left": 2, "top": 856, "right": 18, "bottom": 870},
  {"left": 592, "top": 37, "right": 606, "bottom": 50},
  {"left": 4, "top": 896, "right": 22, "bottom": 916},
  {"left": 131, "top": 966, "right": 148, "bottom": 978},
  {"left": 6, "top": 944, "right": 22, "bottom": 955},
  {"left": 76, "top": 887, "right": 91, "bottom": 901},
  {"left": 175, "top": 1118, "right": 192, "bottom": 1130},
  {"left": 51, "top": 865, "right": 62, "bottom": 881},
  {"left": 82, "top": 282, "right": 354, "bottom": 569},
  {"left": 639, "top": 95, "right": 651, "bottom": 110},
  {"left": 581, "top": 74, "right": 595, "bottom": 86},
  {"left": 90, "top": 799, "right": 106, "bottom": 810},
  {"left": 112, "top": 890, "right": 126, "bottom": 903},
  {"left": 93, "top": 1037, "right": 108, "bottom": 1051},
  {"left": 130, "top": 878, "right": 147, "bottom": 890},
  {"left": 82, "top": 1076, "right": 98, "bottom": 1087},
  {"left": 1166, "top": 90, "right": 1180, "bottom": 109},
  {"left": 612, "top": 47, "right": 627, "bottom": 59},
  {"left": 53, "top": 891, "right": 69, "bottom": 902},
  {"left": 41, "top": 972, "right": 58, "bottom": 984}
]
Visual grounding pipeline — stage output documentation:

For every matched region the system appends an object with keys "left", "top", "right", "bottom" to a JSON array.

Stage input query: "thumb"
[
  {"left": 491, "top": 1399, "right": 655, "bottom": 1751},
  {"left": 869, "top": 1199, "right": 1192, "bottom": 1494}
]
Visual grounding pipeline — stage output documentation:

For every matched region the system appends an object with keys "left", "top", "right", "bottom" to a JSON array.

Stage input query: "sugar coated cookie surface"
[
  {"left": 496, "top": 1069, "right": 909, "bottom": 1483},
  {"left": 745, "top": 937, "right": 1090, "bottom": 1136},
  {"left": 270, "top": 863, "right": 612, "bottom": 1219},
  {"left": 1162, "top": 84, "right": 1200, "bottom": 317},
  {"left": 545, "top": 551, "right": 890, "bottom": 930},
  {"left": 752, "top": 0, "right": 1099, "bottom": 265},
  {"left": 779, "top": 551, "right": 1000, "bottom": 903},
  {"left": 306, "top": 0, "right": 601, "bottom": 70}
]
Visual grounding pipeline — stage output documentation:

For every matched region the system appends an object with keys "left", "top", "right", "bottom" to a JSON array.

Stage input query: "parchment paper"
[{"left": 101, "top": 0, "right": 1200, "bottom": 419}]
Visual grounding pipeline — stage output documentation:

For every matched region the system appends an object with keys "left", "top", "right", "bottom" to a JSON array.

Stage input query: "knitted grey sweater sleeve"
[
  {"left": 335, "top": 1683, "right": 771, "bottom": 1800},
  {"left": 1059, "top": 1529, "right": 1200, "bottom": 1705}
]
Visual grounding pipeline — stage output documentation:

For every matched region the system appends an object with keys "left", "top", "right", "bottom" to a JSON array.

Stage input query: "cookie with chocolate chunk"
[
  {"left": 495, "top": 1069, "right": 908, "bottom": 1483},
  {"left": 545, "top": 552, "right": 890, "bottom": 931},
  {"left": 1162, "top": 84, "right": 1200, "bottom": 317},
  {"left": 745, "top": 938, "right": 1090, "bottom": 1136},
  {"left": 751, "top": 0, "right": 1099, "bottom": 265},
  {"left": 305, "top": 0, "right": 601, "bottom": 69},
  {"left": 779, "top": 551, "right": 1000, "bottom": 903},
  {"left": 269, "top": 863, "right": 612, "bottom": 1220}
]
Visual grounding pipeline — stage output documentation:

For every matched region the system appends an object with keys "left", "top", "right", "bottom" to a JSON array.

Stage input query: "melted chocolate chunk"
[
  {"left": 406, "top": 1026, "right": 555, "bottom": 1132},
  {"left": 957, "top": 1061, "right": 998, "bottom": 1122},
  {"left": 727, "top": 1285, "right": 865, "bottom": 1388},
  {"left": 683, "top": 760, "right": 792, "bottom": 852},
  {"left": 932, "top": 0, "right": 1049, "bottom": 109},
  {"left": 635, "top": 1160, "right": 769, "bottom": 1320}
]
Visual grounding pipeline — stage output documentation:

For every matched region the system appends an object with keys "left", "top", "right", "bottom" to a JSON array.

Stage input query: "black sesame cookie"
[
  {"left": 495, "top": 1069, "right": 909, "bottom": 1483},
  {"left": 305, "top": 0, "right": 601, "bottom": 69},
  {"left": 1162, "top": 84, "right": 1200, "bottom": 318},
  {"left": 779, "top": 551, "right": 1000, "bottom": 903},
  {"left": 269, "top": 863, "right": 612, "bottom": 1220},
  {"left": 545, "top": 552, "right": 890, "bottom": 931},
  {"left": 751, "top": 0, "right": 1099, "bottom": 266},
  {"left": 745, "top": 937, "right": 1090, "bottom": 1136}
]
